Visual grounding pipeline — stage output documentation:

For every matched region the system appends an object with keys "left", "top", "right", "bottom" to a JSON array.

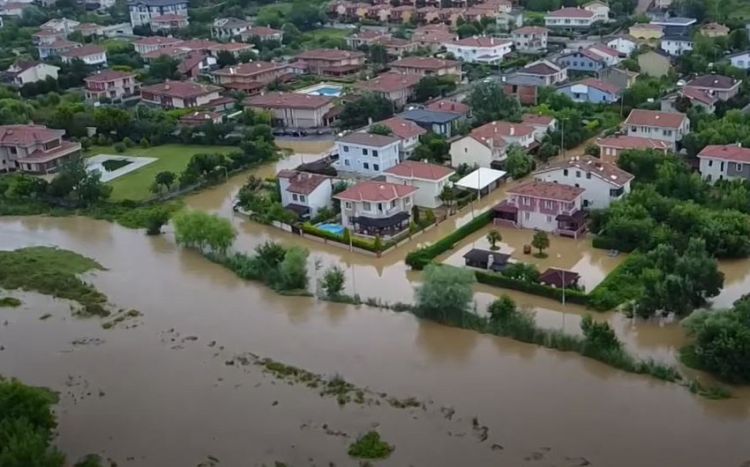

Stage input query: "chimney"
[{"left": 510, "top": 126, "right": 515, "bottom": 136}]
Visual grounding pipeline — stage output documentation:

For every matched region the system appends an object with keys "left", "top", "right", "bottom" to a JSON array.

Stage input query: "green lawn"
[
  {"left": 87, "top": 144, "right": 238, "bottom": 201},
  {"left": 303, "top": 28, "right": 352, "bottom": 40}
]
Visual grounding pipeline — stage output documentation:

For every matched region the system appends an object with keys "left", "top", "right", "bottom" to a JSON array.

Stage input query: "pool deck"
[{"left": 86, "top": 154, "right": 158, "bottom": 183}]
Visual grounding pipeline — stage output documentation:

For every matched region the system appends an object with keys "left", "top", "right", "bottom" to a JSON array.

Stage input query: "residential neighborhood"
[{"left": 2, "top": 0, "right": 750, "bottom": 464}]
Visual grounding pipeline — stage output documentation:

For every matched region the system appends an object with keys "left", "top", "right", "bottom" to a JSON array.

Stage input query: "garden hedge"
[
  {"left": 301, "top": 223, "right": 379, "bottom": 252},
  {"left": 474, "top": 270, "right": 589, "bottom": 306}
]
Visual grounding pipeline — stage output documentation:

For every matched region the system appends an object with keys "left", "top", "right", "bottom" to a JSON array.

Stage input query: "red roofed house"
[
  {"left": 84, "top": 70, "right": 139, "bottom": 103},
  {"left": 151, "top": 13, "right": 189, "bottom": 32},
  {"left": 133, "top": 36, "right": 184, "bottom": 55},
  {"left": 624, "top": 109, "right": 689, "bottom": 148},
  {"left": 240, "top": 26, "right": 284, "bottom": 43},
  {"left": 388, "top": 57, "right": 461, "bottom": 77},
  {"left": 346, "top": 30, "right": 390, "bottom": 48},
  {"left": 511, "top": 26, "right": 549, "bottom": 53},
  {"left": 544, "top": 7, "right": 599, "bottom": 29},
  {"left": 334, "top": 180, "right": 417, "bottom": 237},
  {"left": 245, "top": 92, "right": 336, "bottom": 128},
  {"left": 277, "top": 169, "right": 333, "bottom": 219},
  {"left": 140, "top": 80, "right": 222, "bottom": 109},
  {"left": 522, "top": 113, "right": 557, "bottom": 141},
  {"left": 596, "top": 135, "right": 670, "bottom": 164},
  {"left": 684, "top": 74, "right": 742, "bottom": 102},
  {"left": 356, "top": 72, "right": 421, "bottom": 108},
  {"left": 60, "top": 45, "right": 107, "bottom": 66},
  {"left": 384, "top": 160, "right": 454, "bottom": 208},
  {"left": 444, "top": 37, "right": 513, "bottom": 64},
  {"left": 533, "top": 155, "right": 634, "bottom": 209},
  {"left": 212, "top": 62, "right": 291, "bottom": 93},
  {"left": 294, "top": 49, "right": 366, "bottom": 77},
  {"left": 0, "top": 124, "right": 81, "bottom": 174},
  {"left": 698, "top": 144, "right": 750, "bottom": 183},
  {"left": 516, "top": 59, "right": 567, "bottom": 85},
  {"left": 374, "top": 117, "right": 426, "bottom": 156},
  {"left": 450, "top": 121, "right": 536, "bottom": 169},
  {"left": 411, "top": 25, "right": 457, "bottom": 52},
  {"left": 494, "top": 180, "right": 586, "bottom": 238},
  {"left": 179, "top": 111, "right": 223, "bottom": 127},
  {"left": 557, "top": 78, "right": 622, "bottom": 104},
  {"left": 426, "top": 99, "right": 470, "bottom": 117},
  {"left": 177, "top": 52, "right": 218, "bottom": 80},
  {"left": 539, "top": 268, "right": 581, "bottom": 288}
]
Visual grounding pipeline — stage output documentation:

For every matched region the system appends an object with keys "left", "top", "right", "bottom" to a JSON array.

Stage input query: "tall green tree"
[
  {"left": 415, "top": 265, "right": 476, "bottom": 323},
  {"left": 173, "top": 210, "right": 237, "bottom": 255},
  {"left": 338, "top": 93, "right": 394, "bottom": 130},
  {"left": 467, "top": 81, "right": 521, "bottom": 125}
]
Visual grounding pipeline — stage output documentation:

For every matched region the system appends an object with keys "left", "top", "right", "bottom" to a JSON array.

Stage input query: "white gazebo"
[{"left": 454, "top": 167, "right": 508, "bottom": 198}]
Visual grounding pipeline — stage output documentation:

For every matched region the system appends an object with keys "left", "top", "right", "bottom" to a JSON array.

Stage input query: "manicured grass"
[
  {"left": 303, "top": 28, "right": 352, "bottom": 40},
  {"left": 87, "top": 144, "right": 238, "bottom": 201}
]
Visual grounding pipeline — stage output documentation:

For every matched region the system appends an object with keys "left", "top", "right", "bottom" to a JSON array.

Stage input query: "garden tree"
[
  {"left": 278, "top": 246, "right": 309, "bottom": 290},
  {"left": 154, "top": 171, "right": 176, "bottom": 193},
  {"left": 368, "top": 123, "right": 393, "bottom": 136},
  {"left": 146, "top": 55, "right": 180, "bottom": 82},
  {"left": 619, "top": 58, "right": 640, "bottom": 72},
  {"left": 728, "top": 28, "right": 750, "bottom": 51},
  {"left": 415, "top": 264, "right": 476, "bottom": 323},
  {"left": 531, "top": 231, "right": 550, "bottom": 257},
  {"left": 673, "top": 0, "right": 710, "bottom": 21},
  {"left": 467, "top": 81, "right": 521, "bottom": 125},
  {"left": 502, "top": 262, "right": 540, "bottom": 282},
  {"left": 368, "top": 44, "right": 389, "bottom": 66},
  {"left": 57, "top": 59, "right": 93, "bottom": 89},
  {"left": 456, "top": 22, "right": 480, "bottom": 38},
  {"left": 338, "top": 93, "right": 394, "bottom": 130},
  {"left": 413, "top": 75, "right": 457, "bottom": 103},
  {"left": 320, "top": 265, "right": 346, "bottom": 298},
  {"left": 4, "top": 174, "right": 48, "bottom": 199},
  {"left": 143, "top": 206, "right": 172, "bottom": 235},
  {"left": 412, "top": 132, "right": 449, "bottom": 163},
  {"left": 488, "top": 295, "right": 536, "bottom": 340},
  {"left": 486, "top": 229, "right": 502, "bottom": 250},
  {"left": 621, "top": 76, "right": 665, "bottom": 109},
  {"left": 173, "top": 210, "right": 237, "bottom": 255},
  {"left": 0, "top": 379, "right": 65, "bottom": 467},
  {"left": 682, "top": 297, "right": 750, "bottom": 382},
  {"left": 673, "top": 94, "right": 692, "bottom": 113},
  {"left": 287, "top": 0, "right": 324, "bottom": 31},
  {"left": 216, "top": 50, "right": 237, "bottom": 68},
  {"left": 545, "top": 108, "right": 586, "bottom": 149},
  {"left": 0, "top": 98, "right": 35, "bottom": 125},
  {"left": 580, "top": 315, "right": 621, "bottom": 352},
  {"left": 281, "top": 23, "right": 302, "bottom": 45},
  {"left": 537, "top": 142, "right": 559, "bottom": 162},
  {"left": 92, "top": 107, "right": 133, "bottom": 138},
  {"left": 46, "top": 159, "right": 111, "bottom": 206},
  {"left": 504, "top": 145, "right": 533, "bottom": 179},
  {"left": 180, "top": 152, "right": 231, "bottom": 187},
  {"left": 438, "top": 185, "right": 456, "bottom": 213},
  {"left": 256, "top": 6, "right": 284, "bottom": 28}
]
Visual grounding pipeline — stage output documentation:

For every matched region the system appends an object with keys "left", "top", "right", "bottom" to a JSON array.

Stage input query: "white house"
[
  {"left": 606, "top": 35, "right": 638, "bottom": 56},
  {"left": 211, "top": 17, "right": 250, "bottom": 40},
  {"left": 494, "top": 180, "right": 587, "bottom": 238},
  {"left": 375, "top": 117, "right": 426, "bottom": 158},
  {"left": 128, "top": 0, "right": 188, "bottom": 27},
  {"left": 586, "top": 44, "right": 623, "bottom": 67},
  {"left": 334, "top": 180, "right": 417, "bottom": 238},
  {"left": 450, "top": 121, "right": 535, "bottom": 168},
  {"left": 624, "top": 109, "right": 689, "bottom": 147},
  {"left": 660, "top": 36, "right": 694, "bottom": 56},
  {"left": 444, "top": 36, "right": 513, "bottom": 64},
  {"left": 545, "top": 7, "right": 597, "bottom": 29},
  {"left": 337, "top": 132, "right": 401, "bottom": 176},
  {"left": 384, "top": 161, "right": 454, "bottom": 209},
  {"left": 5, "top": 62, "right": 59, "bottom": 86},
  {"left": 511, "top": 26, "right": 549, "bottom": 53},
  {"left": 583, "top": 1, "right": 610, "bottom": 21},
  {"left": 729, "top": 50, "right": 750, "bottom": 70},
  {"left": 277, "top": 169, "right": 332, "bottom": 218},
  {"left": 532, "top": 155, "right": 634, "bottom": 209},
  {"left": 697, "top": 144, "right": 750, "bottom": 183},
  {"left": 60, "top": 45, "right": 107, "bottom": 66}
]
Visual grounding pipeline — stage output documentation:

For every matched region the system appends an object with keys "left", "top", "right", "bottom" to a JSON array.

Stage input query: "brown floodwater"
[{"left": 2, "top": 140, "right": 750, "bottom": 466}]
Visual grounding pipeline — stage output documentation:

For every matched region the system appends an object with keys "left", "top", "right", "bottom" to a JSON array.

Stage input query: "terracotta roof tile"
[
  {"left": 534, "top": 155, "right": 634, "bottom": 187},
  {"left": 0, "top": 125, "right": 64, "bottom": 146},
  {"left": 246, "top": 92, "right": 333, "bottom": 110},
  {"left": 384, "top": 161, "right": 454, "bottom": 181},
  {"left": 141, "top": 80, "right": 221, "bottom": 99},
  {"left": 508, "top": 180, "right": 584, "bottom": 201},
  {"left": 389, "top": 56, "right": 459, "bottom": 70},
  {"left": 547, "top": 7, "right": 594, "bottom": 18},
  {"left": 357, "top": 72, "right": 421, "bottom": 93},
  {"left": 376, "top": 117, "right": 426, "bottom": 140},
  {"left": 296, "top": 49, "right": 365, "bottom": 61},
  {"left": 686, "top": 74, "right": 740, "bottom": 90},
  {"left": 84, "top": 70, "right": 136, "bottom": 82},
  {"left": 334, "top": 180, "right": 417, "bottom": 202},
  {"left": 698, "top": 144, "right": 750, "bottom": 163},
  {"left": 60, "top": 45, "right": 105, "bottom": 58},
  {"left": 470, "top": 121, "right": 535, "bottom": 148},
  {"left": 624, "top": 109, "right": 687, "bottom": 129},
  {"left": 426, "top": 99, "right": 470, "bottom": 115},
  {"left": 450, "top": 37, "right": 512, "bottom": 47},
  {"left": 596, "top": 135, "right": 670, "bottom": 151},
  {"left": 278, "top": 170, "right": 330, "bottom": 195}
]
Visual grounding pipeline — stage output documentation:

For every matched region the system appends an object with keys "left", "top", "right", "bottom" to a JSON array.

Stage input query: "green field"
[{"left": 87, "top": 144, "right": 238, "bottom": 201}]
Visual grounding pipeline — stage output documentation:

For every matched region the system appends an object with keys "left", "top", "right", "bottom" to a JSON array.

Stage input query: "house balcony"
[
  {"left": 350, "top": 211, "right": 410, "bottom": 238},
  {"left": 555, "top": 210, "right": 586, "bottom": 238}
]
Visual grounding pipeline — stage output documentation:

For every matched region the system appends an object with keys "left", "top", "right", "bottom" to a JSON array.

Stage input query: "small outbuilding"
[{"left": 463, "top": 249, "right": 511, "bottom": 272}]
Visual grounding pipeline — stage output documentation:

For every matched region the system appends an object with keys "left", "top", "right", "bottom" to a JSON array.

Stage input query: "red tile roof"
[
  {"left": 143, "top": 46, "right": 189, "bottom": 60},
  {"left": 470, "top": 121, "right": 535, "bottom": 148},
  {"left": 578, "top": 78, "right": 622, "bottom": 95},
  {"left": 296, "top": 49, "right": 365, "bottom": 61},
  {"left": 384, "top": 161, "right": 454, "bottom": 181},
  {"left": 141, "top": 80, "right": 221, "bottom": 99},
  {"left": 278, "top": 169, "right": 330, "bottom": 195},
  {"left": 681, "top": 86, "right": 717, "bottom": 106},
  {"left": 521, "top": 60, "right": 562, "bottom": 76},
  {"left": 0, "top": 125, "right": 64, "bottom": 146},
  {"left": 246, "top": 92, "right": 333, "bottom": 110},
  {"left": 698, "top": 144, "right": 750, "bottom": 163},
  {"left": 513, "top": 26, "right": 550, "bottom": 35},
  {"left": 686, "top": 74, "right": 740, "bottom": 90},
  {"left": 588, "top": 43, "right": 621, "bottom": 58},
  {"left": 426, "top": 99, "right": 470, "bottom": 115},
  {"left": 134, "top": 36, "right": 184, "bottom": 46},
  {"left": 508, "top": 180, "right": 584, "bottom": 202},
  {"left": 522, "top": 113, "right": 555, "bottom": 126},
  {"left": 624, "top": 109, "right": 687, "bottom": 129},
  {"left": 596, "top": 135, "right": 670, "bottom": 151},
  {"left": 377, "top": 117, "right": 426, "bottom": 140},
  {"left": 60, "top": 45, "right": 105, "bottom": 58},
  {"left": 450, "top": 37, "right": 512, "bottom": 47},
  {"left": 357, "top": 72, "right": 421, "bottom": 93},
  {"left": 213, "top": 61, "right": 286, "bottom": 77},
  {"left": 85, "top": 70, "right": 136, "bottom": 83},
  {"left": 334, "top": 180, "right": 417, "bottom": 202},
  {"left": 534, "top": 155, "right": 634, "bottom": 187},
  {"left": 389, "top": 56, "right": 459, "bottom": 70},
  {"left": 547, "top": 7, "right": 594, "bottom": 18}
]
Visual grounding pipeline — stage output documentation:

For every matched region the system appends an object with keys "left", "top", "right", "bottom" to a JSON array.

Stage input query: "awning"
[
  {"left": 353, "top": 211, "right": 410, "bottom": 228},
  {"left": 555, "top": 210, "right": 586, "bottom": 222},
  {"left": 493, "top": 202, "right": 518, "bottom": 214},
  {"left": 285, "top": 203, "right": 310, "bottom": 216},
  {"left": 455, "top": 168, "right": 508, "bottom": 191}
]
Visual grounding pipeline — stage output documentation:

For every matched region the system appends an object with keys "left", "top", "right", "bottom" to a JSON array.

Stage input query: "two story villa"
[
  {"left": 443, "top": 36, "right": 513, "bottom": 64},
  {"left": 212, "top": 62, "right": 291, "bottom": 93},
  {"left": 356, "top": 72, "right": 421, "bottom": 108},
  {"left": 140, "top": 80, "right": 222, "bottom": 109},
  {"left": 596, "top": 135, "right": 670, "bottom": 163},
  {"left": 624, "top": 109, "right": 689, "bottom": 148},
  {"left": 545, "top": 7, "right": 597, "bottom": 30},
  {"left": 388, "top": 57, "right": 461, "bottom": 78},
  {"left": 84, "top": 70, "right": 139, "bottom": 102},
  {"left": 128, "top": 0, "right": 188, "bottom": 27},
  {"left": 697, "top": 144, "right": 750, "bottom": 183},
  {"left": 511, "top": 26, "right": 549, "bottom": 53},
  {"left": 245, "top": 92, "right": 335, "bottom": 128},
  {"left": 0, "top": 124, "right": 81, "bottom": 174},
  {"left": 450, "top": 121, "right": 535, "bottom": 169},
  {"left": 336, "top": 132, "right": 401, "bottom": 175},
  {"left": 384, "top": 160, "right": 454, "bottom": 208},
  {"left": 334, "top": 180, "right": 417, "bottom": 238},
  {"left": 294, "top": 49, "right": 366, "bottom": 77},
  {"left": 493, "top": 180, "right": 586, "bottom": 238},
  {"left": 277, "top": 169, "right": 332, "bottom": 219},
  {"left": 532, "top": 156, "right": 634, "bottom": 209},
  {"left": 375, "top": 116, "right": 426, "bottom": 157}
]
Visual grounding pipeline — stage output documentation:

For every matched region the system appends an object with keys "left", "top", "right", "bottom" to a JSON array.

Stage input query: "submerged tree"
[
  {"left": 415, "top": 265, "right": 475, "bottom": 323},
  {"left": 173, "top": 210, "right": 237, "bottom": 255}
]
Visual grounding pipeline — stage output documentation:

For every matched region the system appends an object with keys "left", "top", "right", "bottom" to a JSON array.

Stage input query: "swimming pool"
[
  {"left": 314, "top": 86, "right": 342, "bottom": 97},
  {"left": 296, "top": 83, "right": 344, "bottom": 98},
  {"left": 317, "top": 223, "right": 345, "bottom": 237}
]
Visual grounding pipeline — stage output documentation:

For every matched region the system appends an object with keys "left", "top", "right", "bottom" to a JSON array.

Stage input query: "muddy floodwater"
[{"left": 2, "top": 141, "right": 750, "bottom": 466}]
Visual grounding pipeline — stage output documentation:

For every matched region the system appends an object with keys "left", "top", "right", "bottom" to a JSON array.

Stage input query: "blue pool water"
[
  {"left": 317, "top": 223, "right": 345, "bottom": 236},
  {"left": 312, "top": 86, "right": 342, "bottom": 97}
]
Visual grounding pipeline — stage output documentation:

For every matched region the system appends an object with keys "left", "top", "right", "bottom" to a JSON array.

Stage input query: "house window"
[
  {"left": 586, "top": 172, "right": 591, "bottom": 179},
  {"left": 404, "top": 197, "right": 411, "bottom": 206},
  {"left": 299, "top": 195, "right": 305, "bottom": 203},
  {"left": 377, "top": 203, "right": 383, "bottom": 211},
  {"left": 363, "top": 202, "right": 371, "bottom": 210},
  {"left": 345, "top": 202, "right": 352, "bottom": 209},
  {"left": 708, "top": 159, "right": 713, "bottom": 167},
  {"left": 292, "top": 194, "right": 298, "bottom": 201},
  {"left": 547, "top": 215, "right": 552, "bottom": 223},
  {"left": 373, "top": 150, "right": 379, "bottom": 157},
  {"left": 373, "top": 164, "right": 379, "bottom": 171},
  {"left": 525, "top": 211, "right": 530, "bottom": 220},
  {"left": 363, "top": 148, "right": 369, "bottom": 155},
  {"left": 343, "top": 145, "right": 349, "bottom": 152},
  {"left": 576, "top": 170, "right": 581, "bottom": 178},
  {"left": 737, "top": 163, "right": 744, "bottom": 171},
  {"left": 391, "top": 200, "right": 396, "bottom": 208},
  {"left": 344, "top": 159, "right": 350, "bottom": 166},
  {"left": 363, "top": 162, "right": 369, "bottom": 169},
  {"left": 630, "top": 126, "right": 637, "bottom": 132},
  {"left": 663, "top": 129, "right": 672, "bottom": 136},
  {"left": 563, "top": 169, "right": 568, "bottom": 176}
]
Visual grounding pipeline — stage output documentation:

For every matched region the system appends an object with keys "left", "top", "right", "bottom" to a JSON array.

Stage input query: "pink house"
[{"left": 493, "top": 180, "right": 586, "bottom": 238}]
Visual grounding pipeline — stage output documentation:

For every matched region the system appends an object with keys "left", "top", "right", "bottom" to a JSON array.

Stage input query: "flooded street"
[{"left": 3, "top": 142, "right": 750, "bottom": 466}]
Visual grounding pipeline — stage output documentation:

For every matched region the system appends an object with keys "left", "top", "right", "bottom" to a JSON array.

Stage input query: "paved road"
[{"left": 636, "top": 0, "right": 653, "bottom": 14}]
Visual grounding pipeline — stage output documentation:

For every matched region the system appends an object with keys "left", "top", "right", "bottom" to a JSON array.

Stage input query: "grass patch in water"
[
  {"left": 0, "top": 296, "right": 21, "bottom": 307},
  {"left": 0, "top": 247, "right": 109, "bottom": 317},
  {"left": 348, "top": 431, "right": 394, "bottom": 460}
]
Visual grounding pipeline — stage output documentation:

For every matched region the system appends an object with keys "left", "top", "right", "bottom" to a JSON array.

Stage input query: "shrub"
[
  {"left": 475, "top": 270, "right": 589, "bottom": 305},
  {"left": 321, "top": 266, "right": 345, "bottom": 298},
  {"left": 113, "top": 142, "right": 126, "bottom": 153},
  {"left": 122, "top": 137, "right": 134, "bottom": 147},
  {"left": 348, "top": 431, "right": 394, "bottom": 460}
]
